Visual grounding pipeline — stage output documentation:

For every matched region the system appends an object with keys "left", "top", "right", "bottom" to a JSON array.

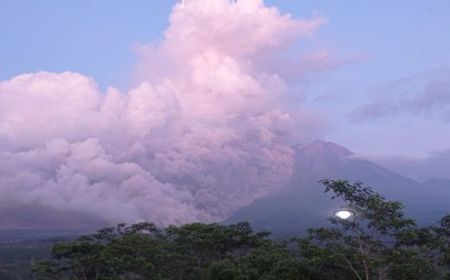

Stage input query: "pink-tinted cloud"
[{"left": 0, "top": 0, "right": 331, "bottom": 229}]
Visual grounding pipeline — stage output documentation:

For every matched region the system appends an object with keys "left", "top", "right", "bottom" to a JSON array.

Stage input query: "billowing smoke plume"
[{"left": 0, "top": 0, "right": 329, "bottom": 229}]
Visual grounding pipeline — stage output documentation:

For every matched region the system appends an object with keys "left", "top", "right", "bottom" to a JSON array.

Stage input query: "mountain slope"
[{"left": 226, "top": 140, "right": 450, "bottom": 237}]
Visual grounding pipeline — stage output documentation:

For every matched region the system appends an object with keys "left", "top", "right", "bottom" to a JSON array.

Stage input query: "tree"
[
  {"left": 32, "top": 222, "right": 281, "bottom": 280},
  {"left": 297, "top": 179, "right": 446, "bottom": 280},
  {"left": 34, "top": 222, "right": 167, "bottom": 280},
  {"left": 32, "top": 180, "right": 450, "bottom": 280}
]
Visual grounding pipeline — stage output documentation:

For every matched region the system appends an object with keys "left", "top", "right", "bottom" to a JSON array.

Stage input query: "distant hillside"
[
  {"left": 0, "top": 229, "right": 84, "bottom": 244},
  {"left": 0, "top": 230, "right": 83, "bottom": 280},
  {"left": 226, "top": 140, "right": 450, "bottom": 237}
]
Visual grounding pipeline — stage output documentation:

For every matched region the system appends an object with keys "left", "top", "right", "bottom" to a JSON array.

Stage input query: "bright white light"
[{"left": 334, "top": 210, "right": 354, "bottom": 220}]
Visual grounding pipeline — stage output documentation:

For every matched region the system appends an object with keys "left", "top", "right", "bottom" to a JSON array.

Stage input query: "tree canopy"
[{"left": 31, "top": 180, "right": 450, "bottom": 280}]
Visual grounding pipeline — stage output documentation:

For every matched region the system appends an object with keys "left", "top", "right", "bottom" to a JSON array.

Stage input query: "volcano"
[{"left": 226, "top": 140, "right": 450, "bottom": 237}]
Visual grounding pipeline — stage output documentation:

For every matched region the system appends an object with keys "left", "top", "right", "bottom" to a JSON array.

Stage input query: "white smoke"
[{"left": 0, "top": 0, "right": 330, "bottom": 228}]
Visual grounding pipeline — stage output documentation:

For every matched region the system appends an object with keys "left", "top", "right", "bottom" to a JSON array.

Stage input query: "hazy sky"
[{"left": 1, "top": 0, "right": 450, "bottom": 157}]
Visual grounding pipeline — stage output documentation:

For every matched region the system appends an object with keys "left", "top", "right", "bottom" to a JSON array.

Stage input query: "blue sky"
[
  {"left": 0, "top": 1, "right": 176, "bottom": 87},
  {"left": 1, "top": 0, "right": 450, "bottom": 156}
]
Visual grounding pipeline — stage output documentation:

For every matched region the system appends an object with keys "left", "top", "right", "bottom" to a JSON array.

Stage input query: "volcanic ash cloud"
[{"left": 0, "top": 0, "right": 327, "bottom": 228}]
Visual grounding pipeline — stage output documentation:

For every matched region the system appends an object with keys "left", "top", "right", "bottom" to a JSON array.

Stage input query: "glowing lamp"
[{"left": 334, "top": 210, "right": 355, "bottom": 220}]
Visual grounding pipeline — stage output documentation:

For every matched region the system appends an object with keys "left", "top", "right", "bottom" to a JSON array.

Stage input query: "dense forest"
[{"left": 2, "top": 180, "right": 450, "bottom": 279}]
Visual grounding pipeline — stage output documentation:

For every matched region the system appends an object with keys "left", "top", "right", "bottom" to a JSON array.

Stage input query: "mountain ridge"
[{"left": 226, "top": 140, "right": 450, "bottom": 237}]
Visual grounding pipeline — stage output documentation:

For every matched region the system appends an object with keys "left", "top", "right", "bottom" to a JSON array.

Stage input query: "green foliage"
[
  {"left": 295, "top": 180, "right": 450, "bottom": 280},
  {"left": 27, "top": 180, "right": 450, "bottom": 280},
  {"left": 31, "top": 222, "right": 282, "bottom": 280}
]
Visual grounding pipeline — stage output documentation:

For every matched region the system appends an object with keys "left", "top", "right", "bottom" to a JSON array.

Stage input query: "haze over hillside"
[{"left": 227, "top": 140, "right": 450, "bottom": 236}]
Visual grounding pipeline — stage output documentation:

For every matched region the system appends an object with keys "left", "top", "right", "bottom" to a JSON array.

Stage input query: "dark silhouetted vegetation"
[{"left": 2, "top": 180, "right": 450, "bottom": 279}]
